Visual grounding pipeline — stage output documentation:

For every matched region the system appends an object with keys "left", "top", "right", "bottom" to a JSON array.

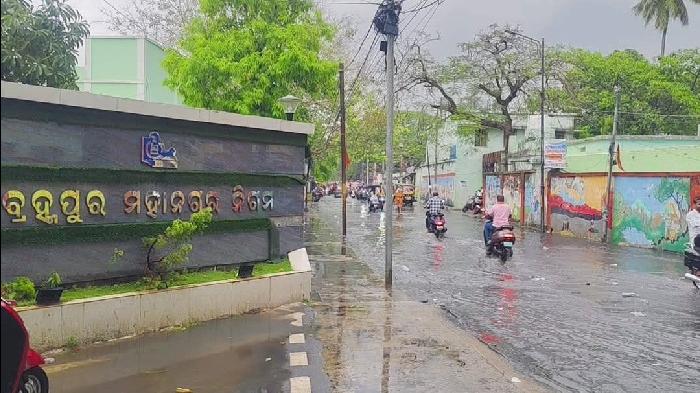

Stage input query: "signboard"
[{"left": 544, "top": 142, "right": 566, "bottom": 169}]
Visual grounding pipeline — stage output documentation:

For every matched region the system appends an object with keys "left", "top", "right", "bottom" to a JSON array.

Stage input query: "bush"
[{"left": 1, "top": 277, "right": 36, "bottom": 302}]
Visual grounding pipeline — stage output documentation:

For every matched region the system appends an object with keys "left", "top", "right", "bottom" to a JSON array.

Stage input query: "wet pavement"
[
  {"left": 312, "top": 197, "right": 700, "bottom": 393},
  {"left": 304, "top": 216, "right": 543, "bottom": 392},
  {"left": 47, "top": 306, "right": 304, "bottom": 393}
]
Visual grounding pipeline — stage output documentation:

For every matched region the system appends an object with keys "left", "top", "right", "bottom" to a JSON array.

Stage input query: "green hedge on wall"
[
  {"left": 1, "top": 218, "right": 272, "bottom": 247},
  {"left": 0, "top": 166, "right": 304, "bottom": 187}
]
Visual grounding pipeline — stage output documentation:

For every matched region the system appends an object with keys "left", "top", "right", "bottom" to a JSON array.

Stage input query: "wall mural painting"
[
  {"left": 420, "top": 174, "right": 456, "bottom": 206},
  {"left": 612, "top": 176, "right": 690, "bottom": 252},
  {"left": 548, "top": 176, "right": 606, "bottom": 240},
  {"left": 524, "top": 174, "right": 541, "bottom": 227},
  {"left": 484, "top": 175, "right": 501, "bottom": 210},
  {"left": 501, "top": 175, "right": 522, "bottom": 222}
]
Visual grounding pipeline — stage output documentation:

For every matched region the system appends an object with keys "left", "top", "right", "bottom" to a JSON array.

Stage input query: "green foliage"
[
  {"left": 653, "top": 178, "right": 689, "bottom": 206},
  {"left": 64, "top": 336, "right": 79, "bottom": 351},
  {"left": 1, "top": 276, "right": 36, "bottom": 302},
  {"left": 163, "top": 0, "right": 337, "bottom": 118},
  {"left": 44, "top": 272, "right": 62, "bottom": 288},
  {"left": 632, "top": 0, "right": 698, "bottom": 56},
  {"left": 551, "top": 49, "right": 700, "bottom": 136},
  {"left": 659, "top": 49, "right": 700, "bottom": 95},
  {"left": 1, "top": 0, "right": 89, "bottom": 88},
  {"left": 143, "top": 208, "right": 213, "bottom": 282}
]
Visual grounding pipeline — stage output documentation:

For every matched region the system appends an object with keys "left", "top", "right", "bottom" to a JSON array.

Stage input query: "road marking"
[
  {"left": 289, "top": 312, "right": 304, "bottom": 327},
  {"left": 290, "top": 376, "right": 311, "bottom": 393},
  {"left": 289, "top": 333, "right": 305, "bottom": 344},
  {"left": 289, "top": 351, "right": 309, "bottom": 366}
]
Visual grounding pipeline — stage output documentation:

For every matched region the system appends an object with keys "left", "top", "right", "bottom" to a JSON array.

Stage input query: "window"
[
  {"left": 449, "top": 145, "right": 457, "bottom": 160},
  {"left": 555, "top": 129, "right": 567, "bottom": 139},
  {"left": 474, "top": 129, "right": 488, "bottom": 147}
]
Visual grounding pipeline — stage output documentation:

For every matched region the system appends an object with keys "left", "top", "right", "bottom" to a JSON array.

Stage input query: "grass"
[{"left": 17, "top": 259, "right": 293, "bottom": 307}]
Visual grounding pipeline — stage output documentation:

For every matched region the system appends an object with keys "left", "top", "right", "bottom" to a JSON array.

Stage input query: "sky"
[{"left": 70, "top": 0, "right": 700, "bottom": 60}]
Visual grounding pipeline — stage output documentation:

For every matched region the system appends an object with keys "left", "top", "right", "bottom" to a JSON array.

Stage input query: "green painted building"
[
  {"left": 565, "top": 135, "right": 700, "bottom": 173},
  {"left": 76, "top": 36, "right": 180, "bottom": 105}
]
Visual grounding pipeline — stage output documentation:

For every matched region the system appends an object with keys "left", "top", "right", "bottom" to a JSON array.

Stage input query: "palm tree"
[{"left": 633, "top": 0, "right": 700, "bottom": 57}]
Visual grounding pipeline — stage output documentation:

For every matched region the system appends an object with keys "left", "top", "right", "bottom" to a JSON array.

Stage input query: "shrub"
[{"left": 1, "top": 277, "right": 36, "bottom": 302}]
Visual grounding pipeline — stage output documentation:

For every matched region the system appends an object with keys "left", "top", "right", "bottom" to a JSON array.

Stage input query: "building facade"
[{"left": 76, "top": 36, "right": 181, "bottom": 105}]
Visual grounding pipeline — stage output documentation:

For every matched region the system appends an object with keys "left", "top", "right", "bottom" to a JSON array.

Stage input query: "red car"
[{"left": 1, "top": 298, "right": 48, "bottom": 393}]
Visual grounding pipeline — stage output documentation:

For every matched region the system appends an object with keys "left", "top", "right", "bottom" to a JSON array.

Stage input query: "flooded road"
[{"left": 312, "top": 198, "right": 699, "bottom": 393}]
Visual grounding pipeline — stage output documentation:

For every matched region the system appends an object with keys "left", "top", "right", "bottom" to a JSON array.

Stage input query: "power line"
[
  {"left": 402, "top": 0, "right": 443, "bottom": 13},
  {"left": 348, "top": 23, "right": 375, "bottom": 68}
]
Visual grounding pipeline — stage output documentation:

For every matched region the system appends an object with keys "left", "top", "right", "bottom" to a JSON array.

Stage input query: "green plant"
[
  {"left": 1, "top": 277, "right": 36, "bottom": 302},
  {"left": 142, "top": 208, "right": 213, "bottom": 284},
  {"left": 64, "top": 336, "right": 79, "bottom": 351},
  {"left": 44, "top": 272, "right": 62, "bottom": 288},
  {"left": 109, "top": 248, "right": 125, "bottom": 265}
]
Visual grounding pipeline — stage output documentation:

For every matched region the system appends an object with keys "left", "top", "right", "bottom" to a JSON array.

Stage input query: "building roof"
[{"left": 1, "top": 81, "right": 314, "bottom": 135}]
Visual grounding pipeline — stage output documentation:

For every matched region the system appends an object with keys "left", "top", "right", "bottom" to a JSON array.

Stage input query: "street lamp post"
[
  {"left": 278, "top": 95, "right": 302, "bottom": 121},
  {"left": 506, "top": 30, "right": 546, "bottom": 233}
]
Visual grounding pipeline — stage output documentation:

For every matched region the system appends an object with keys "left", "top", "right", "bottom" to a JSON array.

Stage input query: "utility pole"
[
  {"left": 603, "top": 85, "right": 621, "bottom": 243},
  {"left": 374, "top": 0, "right": 400, "bottom": 289},
  {"left": 339, "top": 63, "right": 348, "bottom": 248},
  {"left": 539, "top": 37, "right": 546, "bottom": 234}
]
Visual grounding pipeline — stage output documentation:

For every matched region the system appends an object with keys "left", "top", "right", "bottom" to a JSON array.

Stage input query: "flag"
[
  {"left": 615, "top": 145, "right": 624, "bottom": 171},
  {"left": 343, "top": 151, "right": 352, "bottom": 168}
]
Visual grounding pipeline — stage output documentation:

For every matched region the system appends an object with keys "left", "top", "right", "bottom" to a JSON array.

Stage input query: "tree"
[
  {"left": 403, "top": 25, "right": 544, "bottom": 167},
  {"left": 1, "top": 0, "right": 89, "bottom": 89},
  {"left": 163, "top": 0, "right": 337, "bottom": 118},
  {"left": 550, "top": 49, "right": 700, "bottom": 136},
  {"left": 659, "top": 48, "right": 700, "bottom": 95},
  {"left": 143, "top": 208, "right": 212, "bottom": 284},
  {"left": 632, "top": 0, "right": 700, "bottom": 57},
  {"left": 101, "top": 0, "right": 199, "bottom": 48}
]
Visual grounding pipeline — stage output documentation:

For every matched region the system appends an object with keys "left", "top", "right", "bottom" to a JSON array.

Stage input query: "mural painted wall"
[
  {"left": 502, "top": 174, "right": 522, "bottom": 222},
  {"left": 524, "top": 174, "right": 541, "bottom": 227},
  {"left": 484, "top": 175, "right": 501, "bottom": 210},
  {"left": 548, "top": 176, "right": 606, "bottom": 240},
  {"left": 612, "top": 176, "right": 690, "bottom": 252},
  {"left": 420, "top": 173, "right": 456, "bottom": 206}
]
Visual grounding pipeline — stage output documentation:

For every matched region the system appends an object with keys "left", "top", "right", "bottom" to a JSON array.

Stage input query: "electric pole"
[
  {"left": 603, "top": 85, "right": 621, "bottom": 243},
  {"left": 339, "top": 63, "right": 347, "bottom": 248},
  {"left": 539, "top": 37, "right": 546, "bottom": 234},
  {"left": 374, "top": 1, "right": 400, "bottom": 289}
]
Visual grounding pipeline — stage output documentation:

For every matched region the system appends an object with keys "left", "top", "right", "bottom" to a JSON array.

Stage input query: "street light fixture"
[
  {"left": 506, "top": 29, "right": 546, "bottom": 234},
  {"left": 278, "top": 95, "right": 302, "bottom": 121}
]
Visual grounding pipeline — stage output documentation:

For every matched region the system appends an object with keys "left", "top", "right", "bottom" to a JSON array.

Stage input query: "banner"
[{"left": 544, "top": 142, "right": 567, "bottom": 169}]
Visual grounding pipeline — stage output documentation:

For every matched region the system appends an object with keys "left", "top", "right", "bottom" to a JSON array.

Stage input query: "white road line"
[
  {"left": 289, "top": 352, "right": 309, "bottom": 367},
  {"left": 290, "top": 312, "right": 304, "bottom": 327},
  {"left": 290, "top": 376, "right": 311, "bottom": 393},
  {"left": 288, "top": 333, "right": 305, "bottom": 344}
]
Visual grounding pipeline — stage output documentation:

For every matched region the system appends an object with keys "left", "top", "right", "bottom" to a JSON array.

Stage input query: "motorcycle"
[
  {"left": 1, "top": 298, "right": 48, "bottom": 393},
  {"left": 312, "top": 189, "right": 323, "bottom": 202},
  {"left": 430, "top": 213, "right": 447, "bottom": 239},
  {"left": 683, "top": 234, "right": 700, "bottom": 288},
  {"left": 486, "top": 224, "right": 516, "bottom": 262},
  {"left": 462, "top": 193, "right": 483, "bottom": 214},
  {"left": 369, "top": 198, "right": 384, "bottom": 213}
]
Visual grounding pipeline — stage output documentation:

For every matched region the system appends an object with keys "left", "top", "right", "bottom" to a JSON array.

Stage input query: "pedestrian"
[{"left": 394, "top": 187, "right": 404, "bottom": 214}]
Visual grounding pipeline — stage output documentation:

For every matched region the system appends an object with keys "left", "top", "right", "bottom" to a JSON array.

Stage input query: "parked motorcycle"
[
  {"left": 312, "top": 189, "right": 323, "bottom": 202},
  {"left": 487, "top": 225, "right": 516, "bottom": 262},
  {"left": 1, "top": 298, "right": 48, "bottom": 393},
  {"left": 462, "top": 193, "right": 483, "bottom": 214},
  {"left": 684, "top": 234, "right": 700, "bottom": 288}
]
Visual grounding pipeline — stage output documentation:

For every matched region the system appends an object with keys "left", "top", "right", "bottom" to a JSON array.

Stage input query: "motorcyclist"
[
  {"left": 484, "top": 195, "right": 512, "bottom": 247},
  {"left": 425, "top": 191, "right": 445, "bottom": 231}
]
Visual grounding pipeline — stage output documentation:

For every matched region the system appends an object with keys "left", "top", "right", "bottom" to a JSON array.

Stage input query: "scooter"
[
  {"left": 312, "top": 189, "right": 323, "bottom": 202},
  {"left": 683, "top": 235, "right": 700, "bottom": 288},
  {"left": 369, "top": 199, "right": 384, "bottom": 213},
  {"left": 486, "top": 224, "right": 516, "bottom": 262},
  {"left": 462, "top": 194, "right": 483, "bottom": 214},
  {"left": 1, "top": 298, "right": 48, "bottom": 393},
  {"left": 430, "top": 213, "right": 447, "bottom": 239}
]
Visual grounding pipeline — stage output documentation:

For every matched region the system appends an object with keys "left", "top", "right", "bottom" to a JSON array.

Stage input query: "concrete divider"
[{"left": 19, "top": 249, "right": 312, "bottom": 351}]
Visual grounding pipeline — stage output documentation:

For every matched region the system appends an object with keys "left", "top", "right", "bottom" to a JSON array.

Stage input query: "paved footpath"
[{"left": 299, "top": 214, "right": 547, "bottom": 393}]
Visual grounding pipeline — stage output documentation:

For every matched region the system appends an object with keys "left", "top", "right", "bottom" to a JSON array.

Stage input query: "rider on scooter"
[
  {"left": 484, "top": 195, "right": 512, "bottom": 247},
  {"left": 425, "top": 191, "right": 445, "bottom": 231}
]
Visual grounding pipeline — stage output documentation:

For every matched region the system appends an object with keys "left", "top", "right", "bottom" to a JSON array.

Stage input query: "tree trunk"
[{"left": 660, "top": 27, "right": 667, "bottom": 58}]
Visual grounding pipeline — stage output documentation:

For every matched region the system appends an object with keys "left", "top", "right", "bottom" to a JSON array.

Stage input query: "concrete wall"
[
  {"left": 1, "top": 83, "right": 309, "bottom": 283},
  {"left": 18, "top": 270, "right": 312, "bottom": 351}
]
